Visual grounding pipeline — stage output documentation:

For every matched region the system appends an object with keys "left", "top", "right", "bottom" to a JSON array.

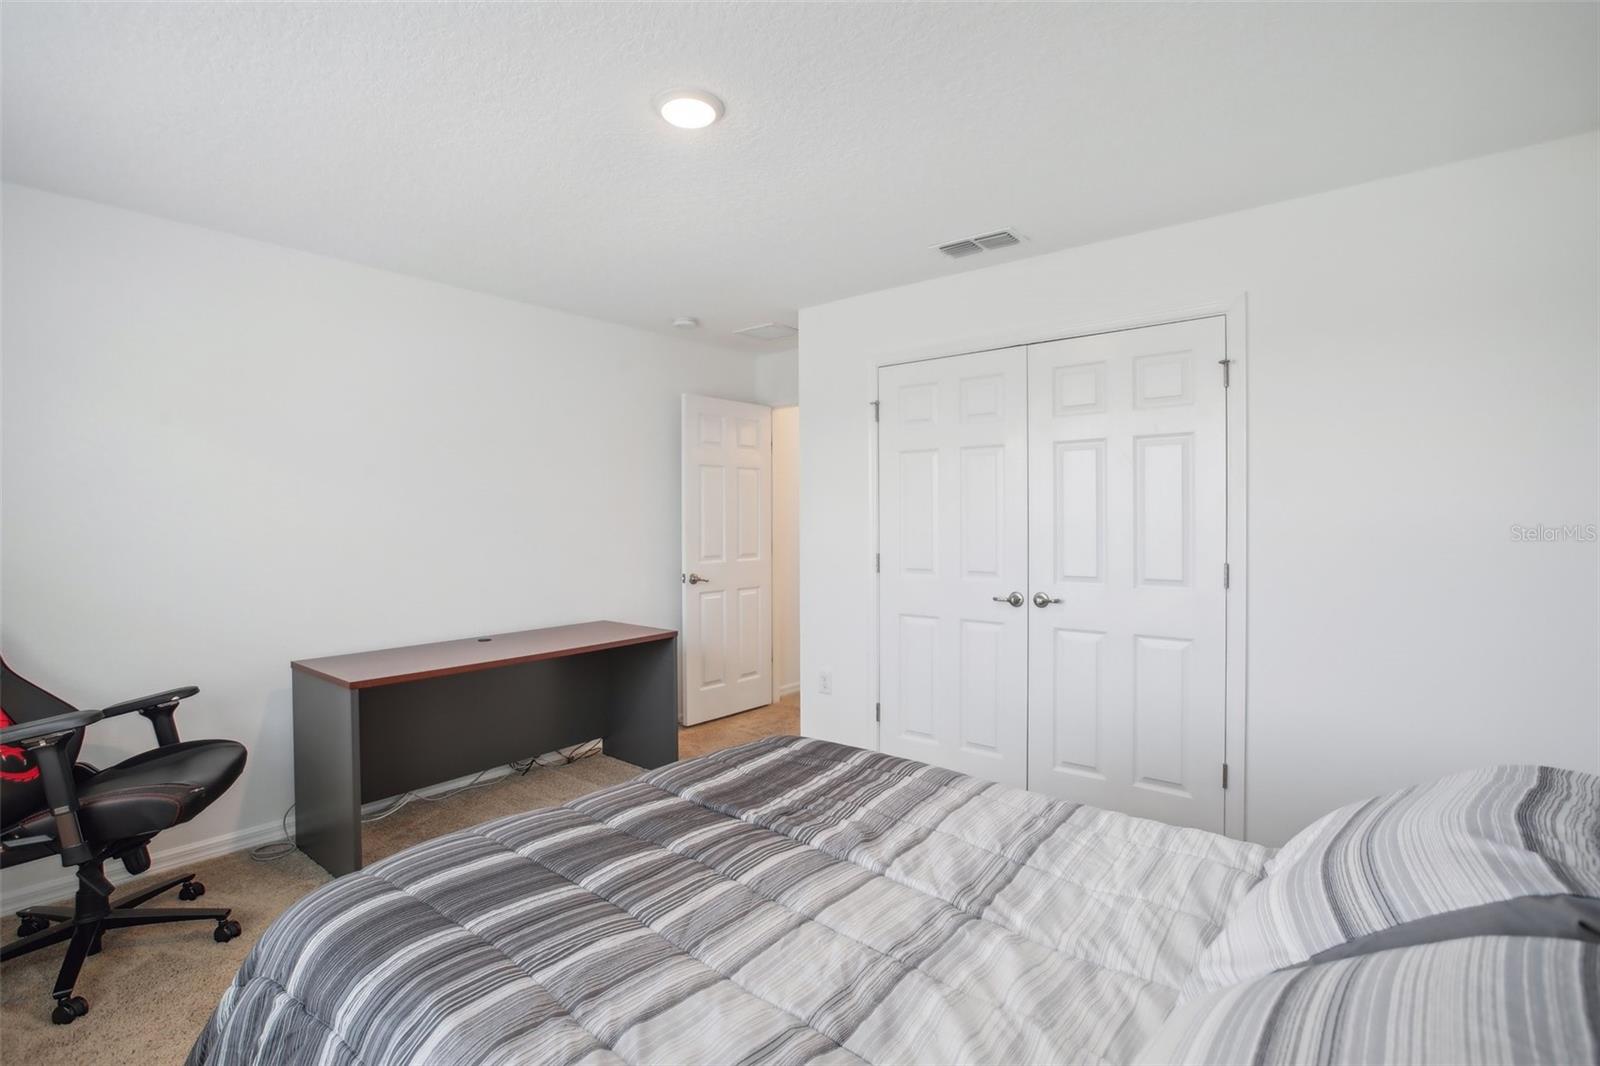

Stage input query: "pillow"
[
  {"left": 1183, "top": 765, "right": 1600, "bottom": 997},
  {"left": 1139, "top": 936, "right": 1599, "bottom": 1066}
]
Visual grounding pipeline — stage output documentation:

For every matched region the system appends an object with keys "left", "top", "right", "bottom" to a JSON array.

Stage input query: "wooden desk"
[{"left": 291, "top": 621, "right": 678, "bottom": 877}]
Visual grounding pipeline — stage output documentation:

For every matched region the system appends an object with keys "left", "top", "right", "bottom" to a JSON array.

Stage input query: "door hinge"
[
  {"left": 875, "top": 702, "right": 882, "bottom": 722},
  {"left": 1222, "top": 763, "right": 1230, "bottom": 790},
  {"left": 1219, "top": 358, "right": 1232, "bottom": 388},
  {"left": 1223, "top": 562, "right": 1230, "bottom": 589},
  {"left": 870, "top": 400, "right": 880, "bottom": 422},
  {"left": 875, "top": 553, "right": 881, "bottom": 573}
]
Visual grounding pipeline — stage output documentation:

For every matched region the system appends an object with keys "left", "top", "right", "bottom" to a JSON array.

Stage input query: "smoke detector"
[
  {"left": 936, "top": 229, "right": 1023, "bottom": 259},
  {"left": 733, "top": 322, "right": 799, "bottom": 341}
]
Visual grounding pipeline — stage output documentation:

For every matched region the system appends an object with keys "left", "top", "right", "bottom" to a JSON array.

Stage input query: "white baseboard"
[
  {"left": 0, "top": 762, "right": 537, "bottom": 913},
  {"left": 0, "top": 818, "right": 291, "bottom": 913},
  {"left": 777, "top": 681, "right": 801, "bottom": 698}
]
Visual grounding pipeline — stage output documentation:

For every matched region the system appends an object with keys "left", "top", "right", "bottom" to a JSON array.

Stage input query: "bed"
[{"left": 189, "top": 736, "right": 1600, "bottom": 1065}]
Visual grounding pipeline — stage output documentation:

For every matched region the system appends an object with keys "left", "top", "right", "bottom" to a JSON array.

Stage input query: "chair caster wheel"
[
  {"left": 214, "top": 919, "right": 241, "bottom": 943},
  {"left": 178, "top": 881, "right": 206, "bottom": 901},
  {"left": 17, "top": 916, "right": 49, "bottom": 937},
  {"left": 51, "top": 996, "right": 89, "bottom": 1024}
]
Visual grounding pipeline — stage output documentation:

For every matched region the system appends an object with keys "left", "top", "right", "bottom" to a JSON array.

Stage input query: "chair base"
[{"left": 2, "top": 862, "right": 240, "bottom": 1024}]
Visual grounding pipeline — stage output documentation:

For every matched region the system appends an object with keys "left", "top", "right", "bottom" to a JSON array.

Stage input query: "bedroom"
[{"left": 0, "top": 2, "right": 1596, "bottom": 1064}]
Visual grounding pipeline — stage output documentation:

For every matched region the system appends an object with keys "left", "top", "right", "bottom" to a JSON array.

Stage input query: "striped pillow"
[
  {"left": 1184, "top": 765, "right": 1600, "bottom": 997},
  {"left": 1139, "top": 936, "right": 1599, "bottom": 1066}
]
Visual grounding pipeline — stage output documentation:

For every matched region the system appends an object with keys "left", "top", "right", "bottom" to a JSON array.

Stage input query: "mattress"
[{"left": 188, "top": 736, "right": 1269, "bottom": 1065}]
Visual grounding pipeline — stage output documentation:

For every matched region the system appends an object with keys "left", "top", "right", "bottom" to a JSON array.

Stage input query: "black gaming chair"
[{"left": 0, "top": 656, "right": 247, "bottom": 1024}]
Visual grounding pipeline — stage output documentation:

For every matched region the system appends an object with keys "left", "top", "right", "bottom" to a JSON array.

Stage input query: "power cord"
[
  {"left": 249, "top": 738, "right": 604, "bottom": 861},
  {"left": 249, "top": 805, "right": 297, "bottom": 862}
]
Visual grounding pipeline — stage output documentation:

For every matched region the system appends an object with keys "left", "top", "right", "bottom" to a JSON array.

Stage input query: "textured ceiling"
[{"left": 4, "top": 2, "right": 1596, "bottom": 351}]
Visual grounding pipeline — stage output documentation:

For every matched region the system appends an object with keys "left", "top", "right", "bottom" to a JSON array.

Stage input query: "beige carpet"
[{"left": 0, "top": 699, "right": 797, "bottom": 1064}]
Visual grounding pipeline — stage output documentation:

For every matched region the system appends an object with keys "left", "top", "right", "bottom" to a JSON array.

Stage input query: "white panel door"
[
  {"left": 1027, "top": 317, "right": 1227, "bottom": 830},
  {"left": 681, "top": 395, "right": 773, "bottom": 725},
  {"left": 878, "top": 347, "right": 1029, "bottom": 786}
]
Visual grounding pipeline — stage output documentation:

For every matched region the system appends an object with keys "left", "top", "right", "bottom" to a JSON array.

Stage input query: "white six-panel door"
[
  {"left": 876, "top": 317, "right": 1229, "bottom": 829},
  {"left": 681, "top": 395, "right": 774, "bottom": 725},
  {"left": 1026, "top": 318, "right": 1227, "bottom": 830},
  {"left": 878, "top": 347, "right": 1029, "bottom": 786}
]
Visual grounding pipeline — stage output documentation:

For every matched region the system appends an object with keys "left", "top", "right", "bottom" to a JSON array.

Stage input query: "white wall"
[
  {"left": 798, "top": 133, "right": 1600, "bottom": 846},
  {"left": 772, "top": 406, "right": 800, "bottom": 697},
  {"left": 0, "top": 184, "right": 773, "bottom": 901},
  {"left": 754, "top": 348, "right": 799, "bottom": 408}
]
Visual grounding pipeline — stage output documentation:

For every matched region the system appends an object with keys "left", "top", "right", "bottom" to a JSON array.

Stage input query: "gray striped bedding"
[
  {"left": 1138, "top": 936, "right": 1600, "bottom": 1066},
  {"left": 188, "top": 735, "right": 1269, "bottom": 1065},
  {"left": 190, "top": 742, "right": 1599, "bottom": 1064},
  {"left": 1182, "top": 764, "right": 1600, "bottom": 998}
]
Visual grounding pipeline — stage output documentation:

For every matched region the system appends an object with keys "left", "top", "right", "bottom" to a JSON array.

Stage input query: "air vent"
[
  {"left": 974, "top": 230, "right": 1021, "bottom": 250},
  {"left": 936, "top": 229, "right": 1023, "bottom": 259},
  {"left": 937, "top": 239, "right": 984, "bottom": 259},
  {"left": 734, "top": 321, "right": 799, "bottom": 341}
]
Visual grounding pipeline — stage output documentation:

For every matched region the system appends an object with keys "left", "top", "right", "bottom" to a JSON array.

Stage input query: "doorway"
[{"left": 678, "top": 396, "right": 800, "bottom": 749}]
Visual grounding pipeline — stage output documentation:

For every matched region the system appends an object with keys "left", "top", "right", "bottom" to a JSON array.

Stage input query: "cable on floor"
[
  {"left": 249, "top": 804, "right": 297, "bottom": 862},
  {"left": 249, "top": 738, "right": 604, "bottom": 861}
]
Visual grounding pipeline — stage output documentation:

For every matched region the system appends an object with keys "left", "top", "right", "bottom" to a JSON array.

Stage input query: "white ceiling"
[{"left": 5, "top": 3, "right": 1596, "bottom": 352}]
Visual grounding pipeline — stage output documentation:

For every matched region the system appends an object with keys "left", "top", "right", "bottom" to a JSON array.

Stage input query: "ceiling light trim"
[{"left": 655, "top": 88, "right": 725, "bottom": 130}]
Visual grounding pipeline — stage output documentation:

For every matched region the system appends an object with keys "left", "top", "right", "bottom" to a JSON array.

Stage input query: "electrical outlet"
[{"left": 817, "top": 670, "right": 833, "bottom": 695}]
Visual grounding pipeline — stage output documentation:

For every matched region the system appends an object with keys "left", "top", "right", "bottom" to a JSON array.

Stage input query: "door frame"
[{"left": 868, "top": 295, "right": 1250, "bottom": 838}]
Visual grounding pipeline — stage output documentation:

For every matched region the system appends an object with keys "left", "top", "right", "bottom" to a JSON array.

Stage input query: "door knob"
[
  {"left": 992, "top": 592, "right": 1024, "bottom": 607},
  {"left": 1033, "top": 592, "right": 1061, "bottom": 608},
  {"left": 685, "top": 573, "right": 708, "bottom": 585}
]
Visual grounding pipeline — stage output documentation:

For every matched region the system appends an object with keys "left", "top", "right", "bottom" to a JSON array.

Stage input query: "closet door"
[
  {"left": 1026, "top": 318, "right": 1227, "bottom": 830},
  {"left": 878, "top": 347, "right": 1029, "bottom": 786}
]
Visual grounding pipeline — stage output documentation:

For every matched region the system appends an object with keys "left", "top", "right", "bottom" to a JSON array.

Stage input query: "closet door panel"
[
  {"left": 1026, "top": 318, "right": 1227, "bottom": 831},
  {"left": 878, "top": 347, "right": 1028, "bottom": 786}
]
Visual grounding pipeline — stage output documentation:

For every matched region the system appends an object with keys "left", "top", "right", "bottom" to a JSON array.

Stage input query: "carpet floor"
[{"left": 0, "top": 698, "right": 797, "bottom": 1064}]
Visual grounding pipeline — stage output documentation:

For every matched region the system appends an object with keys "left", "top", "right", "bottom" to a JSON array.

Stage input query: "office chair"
[{"left": 0, "top": 656, "right": 247, "bottom": 1024}]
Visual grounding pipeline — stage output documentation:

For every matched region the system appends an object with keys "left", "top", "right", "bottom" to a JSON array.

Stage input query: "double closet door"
[{"left": 877, "top": 317, "right": 1229, "bottom": 831}]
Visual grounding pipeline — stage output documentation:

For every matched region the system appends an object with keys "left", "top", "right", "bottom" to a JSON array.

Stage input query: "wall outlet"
[{"left": 817, "top": 669, "right": 833, "bottom": 695}]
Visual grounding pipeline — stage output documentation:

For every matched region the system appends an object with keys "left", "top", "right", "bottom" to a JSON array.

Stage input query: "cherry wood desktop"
[{"left": 291, "top": 621, "right": 678, "bottom": 877}]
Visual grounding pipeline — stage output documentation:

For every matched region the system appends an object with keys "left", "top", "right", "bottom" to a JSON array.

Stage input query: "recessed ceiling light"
[
  {"left": 672, "top": 316, "right": 700, "bottom": 329},
  {"left": 655, "top": 89, "right": 724, "bottom": 130}
]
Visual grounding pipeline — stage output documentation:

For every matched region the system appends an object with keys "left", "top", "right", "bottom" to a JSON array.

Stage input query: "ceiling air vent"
[
  {"left": 734, "top": 321, "right": 799, "bottom": 341},
  {"left": 937, "top": 239, "right": 984, "bottom": 259},
  {"left": 937, "top": 229, "right": 1023, "bottom": 260},
  {"left": 974, "top": 230, "right": 1021, "bottom": 250}
]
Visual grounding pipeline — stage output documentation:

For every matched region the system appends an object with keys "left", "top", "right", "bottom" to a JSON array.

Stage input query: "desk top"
[{"left": 292, "top": 621, "right": 676, "bottom": 690}]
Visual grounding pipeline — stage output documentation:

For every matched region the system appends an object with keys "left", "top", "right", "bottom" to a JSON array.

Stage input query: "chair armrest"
[
  {"left": 0, "top": 710, "right": 100, "bottom": 866},
  {"left": 101, "top": 686, "right": 199, "bottom": 718},
  {"left": 0, "top": 707, "right": 103, "bottom": 746},
  {"left": 101, "top": 686, "right": 197, "bottom": 747}
]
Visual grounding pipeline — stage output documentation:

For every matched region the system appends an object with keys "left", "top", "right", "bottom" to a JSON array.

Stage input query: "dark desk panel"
[{"left": 292, "top": 621, "right": 677, "bottom": 876}]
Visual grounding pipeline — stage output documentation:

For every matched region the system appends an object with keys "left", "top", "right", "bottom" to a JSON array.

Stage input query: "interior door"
[
  {"left": 878, "top": 347, "right": 1029, "bottom": 786},
  {"left": 681, "top": 395, "right": 774, "bottom": 725},
  {"left": 1026, "top": 317, "right": 1227, "bottom": 830}
]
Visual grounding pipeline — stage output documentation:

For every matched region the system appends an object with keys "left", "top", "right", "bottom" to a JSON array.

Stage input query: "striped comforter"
[{"left": 188, "top": 736, "right": 1269, "bottom": 1065}]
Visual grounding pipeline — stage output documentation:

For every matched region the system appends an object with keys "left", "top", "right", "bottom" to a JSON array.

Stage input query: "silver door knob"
[
  {"left": 1033, "top": 592, "right": 1061, "bottom": 608},
  {"left": 992, "top": 592, "right": 1024, "bottom": 607},
  {"left": 685, "top": 573, "right": 708, "bottom": 585}
]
